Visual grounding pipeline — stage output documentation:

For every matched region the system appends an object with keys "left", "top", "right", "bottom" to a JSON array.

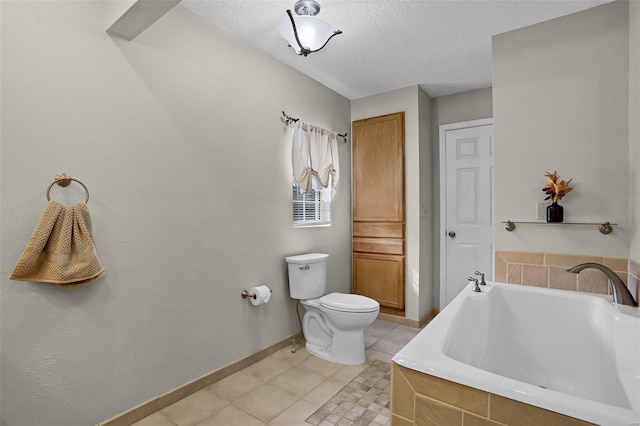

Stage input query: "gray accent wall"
[
  {"left": 1, "top": 1, "right": 637, "bottom": 425},
  {"left": 0, "top": 3, "right": 350, "bottom": 425},
  {"left": 493, "top": 1, "right": 630, "bottom": 257}
]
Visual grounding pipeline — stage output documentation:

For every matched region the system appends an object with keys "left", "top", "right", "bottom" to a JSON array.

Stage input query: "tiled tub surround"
[
  {"left": 494, "top": 251, "right": 639, "bottom": 302},
  {"left": 392, "top": 281, "right": 640, "bottom": 425},
  {"left": 391, "top": 363, "right": 593, "bottom": 426}
]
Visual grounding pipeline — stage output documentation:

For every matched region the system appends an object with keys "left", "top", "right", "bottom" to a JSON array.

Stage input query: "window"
[{"left": 292, "top": 179, "right": 331, "bottom": 227}]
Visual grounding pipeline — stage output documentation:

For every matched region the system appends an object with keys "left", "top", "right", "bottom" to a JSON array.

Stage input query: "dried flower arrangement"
[{"left": 542, "top": 170, "right": 573, "bottom": 203}]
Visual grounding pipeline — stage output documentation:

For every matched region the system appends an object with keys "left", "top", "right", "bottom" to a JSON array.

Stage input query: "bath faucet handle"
[
  {"left": 475, "top": 271, "right": 486, "bottom": 285},
  {"left": 467, "top": 277, "right": 481, "bottom": 293}
]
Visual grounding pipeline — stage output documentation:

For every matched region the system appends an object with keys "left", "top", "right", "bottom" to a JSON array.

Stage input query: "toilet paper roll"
[{"left": 249, "top": 285, "right": 271, "bottom": 306}]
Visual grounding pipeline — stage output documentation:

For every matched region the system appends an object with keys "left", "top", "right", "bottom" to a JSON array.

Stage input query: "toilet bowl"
[
  {"left": 301, "top": 293, "right": 379, "bottom": 364},
  {"left": 285, "top": 253, "right": 380, "bottom": 365}
]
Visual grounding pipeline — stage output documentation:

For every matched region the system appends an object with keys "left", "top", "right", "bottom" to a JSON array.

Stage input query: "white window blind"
[{"left": 293, "top": 179, "right": 331, "bottom": 227}]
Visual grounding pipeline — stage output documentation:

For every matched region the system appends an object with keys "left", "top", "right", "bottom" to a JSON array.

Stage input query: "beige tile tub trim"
[
  {"left": 495, "top": 251, "right": 631, "bottom": 297},
  {"left": 98, "top": 333, "right": 297, "bottom": 426},
  {"left": 391, "top": 363, "right": 594, "bottom": 426},
  {"left": 629, "top": 258, "right": 640, "bottom": 278}
]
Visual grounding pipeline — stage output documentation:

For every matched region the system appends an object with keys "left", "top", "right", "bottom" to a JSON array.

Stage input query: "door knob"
[{"left": 448, "top": 231, "right": 456, "bottom": 238}]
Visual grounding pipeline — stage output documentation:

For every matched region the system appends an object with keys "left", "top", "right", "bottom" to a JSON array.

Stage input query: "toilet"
[{"left": 285, "top": 253, "right": 380, "bottom": 365}]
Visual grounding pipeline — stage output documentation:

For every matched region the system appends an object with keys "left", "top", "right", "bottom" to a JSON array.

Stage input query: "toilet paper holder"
[{"left": 241, "top": 288, "right": 272, "bottom": 300}]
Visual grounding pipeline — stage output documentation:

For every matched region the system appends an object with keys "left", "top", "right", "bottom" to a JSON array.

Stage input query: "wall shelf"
[{"left": 502, "top": 220, "right": 616, "bottom": 235}]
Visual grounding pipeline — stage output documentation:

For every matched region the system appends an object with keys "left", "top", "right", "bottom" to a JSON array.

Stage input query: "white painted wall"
[
  {"left": 0, "top": 2, "right": 351, "bottom": 425},
  {"left": 493, "top": 1, "right": 630, "bottom": 257},
  {"left": 630, "top": 0, "right": 640, "bottom": 262},
  {"left": 350, "top": 85, "right": 432, "bottom": 321}
]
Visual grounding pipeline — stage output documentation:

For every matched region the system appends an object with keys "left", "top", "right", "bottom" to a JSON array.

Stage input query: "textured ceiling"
[{"left": 181, "top": 0, "right": 613, "bottom": 100}]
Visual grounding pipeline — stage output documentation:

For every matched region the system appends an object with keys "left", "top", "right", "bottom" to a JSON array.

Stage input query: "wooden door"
[
  {"left": 353, "top": 253, "right": 404, "bottom": 310},
  {"left": 352, "top": 112, "right": 405, "bottom": 315},
  {"left": 353, "top": 114, "right": 404, "bottom": 222}
]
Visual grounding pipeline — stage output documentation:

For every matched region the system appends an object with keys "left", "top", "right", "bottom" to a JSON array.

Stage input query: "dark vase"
[{"left": 546, "top": 202, "right": 564, "bottom": 223}]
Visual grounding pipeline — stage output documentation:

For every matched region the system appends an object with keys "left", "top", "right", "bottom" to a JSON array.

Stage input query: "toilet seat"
[{"left": 319, "top": 292, "right": 379, "bottom": 313}]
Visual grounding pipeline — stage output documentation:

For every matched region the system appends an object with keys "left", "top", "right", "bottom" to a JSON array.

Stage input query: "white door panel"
[
  {"left": 441, "top": 122, "right": 494, "bottom": 308},
  {"left": 449, "top": 242, "right": 479, "bottom": 301}
]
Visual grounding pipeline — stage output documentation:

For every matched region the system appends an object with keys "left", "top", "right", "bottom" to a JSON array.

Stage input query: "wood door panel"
[
  {"left": 352, "top": 112, "right": 405, "bottom": 315},
  {"left": 353, "top": 237, "right": 404, "bottom": 255},
  {"left": 352, "top": 113, "right": 405, "bottom": 222},
  {"left": 353, "top": 222, "right": 404, "bottom": 238},
  {"left": 353, "top": 253, "right": 404, "bottom": 310}
]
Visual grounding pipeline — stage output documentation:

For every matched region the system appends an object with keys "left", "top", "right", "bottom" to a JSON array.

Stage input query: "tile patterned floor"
[
  {"left": 132, "top": 320, "right": 421, "bottom": 426},
  {"left": 305, "top": 361, "right": 391, "bottom": 426}
]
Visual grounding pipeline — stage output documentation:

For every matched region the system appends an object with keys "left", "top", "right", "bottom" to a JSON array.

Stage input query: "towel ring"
[{"left": 46, "top": 174, "right": 90, "bottom": 203}]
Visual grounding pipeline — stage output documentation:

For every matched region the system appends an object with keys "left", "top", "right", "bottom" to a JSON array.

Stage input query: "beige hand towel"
[{"left": 10, "top": 201, "right": 106, "bottom": 289}]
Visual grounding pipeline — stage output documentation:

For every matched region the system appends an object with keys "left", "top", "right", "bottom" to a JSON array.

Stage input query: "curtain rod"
[{"left": 282, "top": 111, "right": 348, "bottom": 143}]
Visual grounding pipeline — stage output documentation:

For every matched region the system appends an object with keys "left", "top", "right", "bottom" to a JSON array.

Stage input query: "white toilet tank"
[{"left": 285, "top": 253, "right": 329, "bottom": 300}]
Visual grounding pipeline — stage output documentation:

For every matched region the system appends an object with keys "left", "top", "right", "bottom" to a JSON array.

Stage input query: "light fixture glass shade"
[{"left": 280, "top": 15, "right": 337, "bottom": 55}]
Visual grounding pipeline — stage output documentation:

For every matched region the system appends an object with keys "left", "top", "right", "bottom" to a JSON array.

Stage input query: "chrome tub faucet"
[
  {"left": 566, "top": 263, "right": 638, "bottom": 307},
  {"left": 468, "top": 277, "right": 481, "bottom": 293}
]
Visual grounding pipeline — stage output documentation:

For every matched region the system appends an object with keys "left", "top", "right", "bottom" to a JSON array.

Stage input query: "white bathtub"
[{"left": 392, "top": 282, "right": 640, "bottom": 425}]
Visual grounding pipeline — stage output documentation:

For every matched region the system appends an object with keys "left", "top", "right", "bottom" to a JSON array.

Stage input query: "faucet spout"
[{"left": 566, "top": 263, "right": 638, "bottom": 307}]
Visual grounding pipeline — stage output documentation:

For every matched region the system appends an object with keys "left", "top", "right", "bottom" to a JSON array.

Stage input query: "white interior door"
[{"left": 440, "top": 120, "right": 494, "bottom": 309}]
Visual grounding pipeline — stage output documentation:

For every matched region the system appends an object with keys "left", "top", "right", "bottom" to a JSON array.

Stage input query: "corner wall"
[
  {"left": 493, "top": 1, "right": 629, "bottom": 258},
  {"left": 418, "top": 87, "right": 433, "bottom": 318},
  {"left": 0, "top": 2, "right": 351, "bottom": 425}
]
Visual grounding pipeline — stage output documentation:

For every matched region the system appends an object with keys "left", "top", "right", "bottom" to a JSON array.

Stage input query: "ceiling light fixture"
[{"left": 279, "top": 0, "right": 342, "bottom": 57}]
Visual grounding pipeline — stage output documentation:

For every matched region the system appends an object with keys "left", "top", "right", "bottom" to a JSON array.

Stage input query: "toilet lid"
[{"left": 319, "top": 293, "right": 380, "bottom": 313}]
